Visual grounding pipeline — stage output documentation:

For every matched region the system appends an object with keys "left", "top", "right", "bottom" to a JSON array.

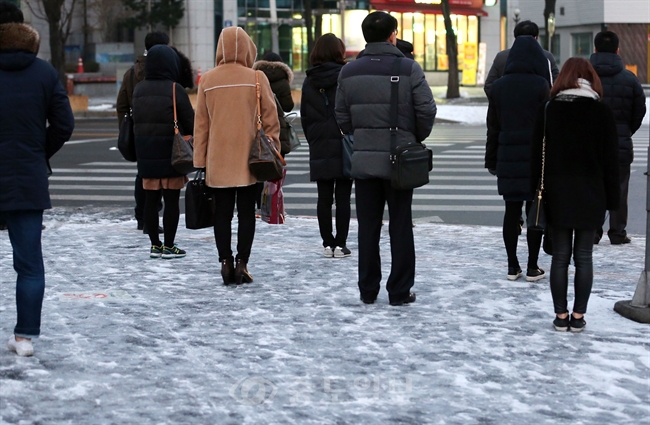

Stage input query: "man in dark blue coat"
[
  {"left": 590, "top": 31, "right": 647, "bottom": 245},
  {"left": 0, "top": 2, "right": 74, "bottom": 356},
  {"left": 336, "top": 12, "right": 436, "bottom": 306}
]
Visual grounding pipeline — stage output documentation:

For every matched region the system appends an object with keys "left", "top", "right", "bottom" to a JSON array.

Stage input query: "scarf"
[{"left": 556, "top": 78, "right": 600, "bottom": 100}]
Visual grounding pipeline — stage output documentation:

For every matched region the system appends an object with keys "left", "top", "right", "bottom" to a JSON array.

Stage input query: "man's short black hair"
[
  {"left": 0, "top": 1, "right": 24, "bottom": 25},
  {"left": 514, "top": 20, "right": 539, "bottom": 38},
  {"left": 362, "top": 11, "right": 397, "bottom": 43},
  {"left": 144, "top": 31, "right": 169, "bottom": 51},
  {"left": 594, "top": 31, "right": 619, "bottom": 53}
]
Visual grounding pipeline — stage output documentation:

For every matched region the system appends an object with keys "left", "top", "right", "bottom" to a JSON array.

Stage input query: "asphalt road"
[{"left": 50, "top": 118, "right": 650, "bottom": 236}]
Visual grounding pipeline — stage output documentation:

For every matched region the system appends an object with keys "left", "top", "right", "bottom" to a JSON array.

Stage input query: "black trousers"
[
  {"left": 212, "top": 184, "right": 257, "bottom": 262},
  {"left": 145, "top": 189, "right": 180, "bottom": 247},
  {"left": 550, "top": 227, "right": 596, "bottom": 314},
  {"left": 355, "top": 178, "right": 414, "bottom": 302},
  {"left": 503, "top": 200, "right": 542, "bottom": 270},
  {"left": 599, "top": 163, "right": 630, "bottom": 243},
  {"left": 316, "top": 179, "right": 353, "bottom": 248}
]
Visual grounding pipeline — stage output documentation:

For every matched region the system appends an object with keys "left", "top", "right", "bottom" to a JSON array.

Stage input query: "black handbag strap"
[
  {"left": 540, "top": 101, "right": 549, "bottom": 190},
  {"left": 390, "top": 57, "right": 402, "bottom": 150},
  {"left": 320, "top": 88, "right": 345, "bottom": 136}
]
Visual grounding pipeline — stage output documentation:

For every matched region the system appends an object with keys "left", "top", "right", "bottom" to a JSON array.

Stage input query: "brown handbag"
[
  {"left": 171, "top": 82, "right": 196, "bottom": 174},
  {"left": 248, "top": 71, "right": 286, "bottom": 182}
]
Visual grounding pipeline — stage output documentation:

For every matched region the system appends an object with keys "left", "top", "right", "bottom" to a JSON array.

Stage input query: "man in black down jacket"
[
  {"left": 590, "top": 31, "right": 647, "bottom": 245},
  {"left": 0, "top": 2, "right": 74, "bottom": 356},
  {"left": 336, "top": 11, "right": 436, "bottom": 306}
]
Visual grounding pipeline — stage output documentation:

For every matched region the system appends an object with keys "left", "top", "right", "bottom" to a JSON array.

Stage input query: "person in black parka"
[
  {"left": 0, "top": 2, "right": 74, "bottom": 356},
  {"left": 485, "top": 35, "right": 551, "bottom": 282},
  {"left": 133, "top": 44, "right": 194, "bottom": 259},
  {"left": 530, "top": 58, "right": 620, "bottom": 332},
  {"left": 301, "top": 34, "right": 353, "bottom": 257}
]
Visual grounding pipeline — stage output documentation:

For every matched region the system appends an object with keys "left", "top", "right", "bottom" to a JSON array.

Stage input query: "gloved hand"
[{"left": 488, "top": 168, "right": 497, "bottom": 176}]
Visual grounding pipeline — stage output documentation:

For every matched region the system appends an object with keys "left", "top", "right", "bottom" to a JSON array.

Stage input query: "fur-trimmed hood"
[
  {"left": 0, "top": 22, "right": 39, "bottom": 54},
  {"left": 252, "top": 60, "right": 293, "bottom": 85}
]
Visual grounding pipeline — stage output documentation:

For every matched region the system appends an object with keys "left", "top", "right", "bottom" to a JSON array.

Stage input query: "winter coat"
[
  {"left": 132, "top": 45, "right": 194, "bottom": 179},
  {"left": 531, "top": 97, "right": 620, "bottom": 229},
  {"left": 590, "top": 52, "right": 647, "bottom": 165},
  {"left": 252, "top": 59, "right": 294, "bottom": 112},
  {"left": 193, "top": 27, "right": 280, "bottom": 188},
  {"left": 335, "top": 42, "right": 437, "bottom": 180},
  {"left": 301, "top": 62, "right": 346, "bottom": 181},
  {"left": 117, "top": 48, "right": 193, "bottom": 127},
  {"left": 0, "top": 23, "right": 74, "bottom": 211},
  {"left": 484, "top": 46, "right": 558, "bottom": 97},
  {"left": 485, "top": 36, "right": 550, "bottom": 202}
]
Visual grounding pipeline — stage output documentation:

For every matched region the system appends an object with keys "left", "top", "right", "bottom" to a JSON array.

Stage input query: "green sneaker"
[
  {"left": 150, "top": 244, "right": 163, "bottom": 258},
  {"left": 162, "top": 244, "right": 186, "bottom": 259}
]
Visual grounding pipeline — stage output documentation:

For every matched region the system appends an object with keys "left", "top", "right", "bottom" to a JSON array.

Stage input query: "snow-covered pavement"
[{"left": 1, "top": 210, "right": 648, "bottom": 424}]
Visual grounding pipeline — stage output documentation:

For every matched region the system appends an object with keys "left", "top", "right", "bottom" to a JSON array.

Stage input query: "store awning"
[{"left": 369, "top": 0, "right": 489, "bottom": 16}]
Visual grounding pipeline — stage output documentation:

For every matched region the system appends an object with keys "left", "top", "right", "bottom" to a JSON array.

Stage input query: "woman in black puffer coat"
[
  {"left": 485, "top": 35, "right": 551, "bottom": 282},
  {"left": 531, "top": 58, "right": 619, "bottom": 332},
  {"left": 133, "top": 44, "right": 194, "bottom": 259},
  {"left": 301, "top": 34, "right": 352, "bottom": 258}
]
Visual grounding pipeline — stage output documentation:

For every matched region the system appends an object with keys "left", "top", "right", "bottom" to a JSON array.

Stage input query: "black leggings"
[
  {"left": 145, "top": 189, "right": 180, "bottom": 247},
  {"left": 503, "top": 200, "right": 542, "bottom": 269},
  {"left": 550, "top": 227, "right": 596, "bottom": 314},
  {"left": 212, "top": 184, "right": 257, "bottom": 262},
  {"left": 316, "top": 179, "right": 353, "bottom": 248}
]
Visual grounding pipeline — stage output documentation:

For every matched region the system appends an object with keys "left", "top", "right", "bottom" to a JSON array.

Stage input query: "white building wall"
[
  {"left": 480, "top": 2, "right": 502, "bottom": 66},
  {"left": 170, "top": 0, "right": 215, "bottom": 76},
  {"left": 604, "top": 0, "right": 650, "bottom": 23}
]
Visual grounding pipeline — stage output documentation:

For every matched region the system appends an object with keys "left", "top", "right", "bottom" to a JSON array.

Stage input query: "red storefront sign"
[{"left": 370, "top": 0, "right": 488, "bottom": 16}]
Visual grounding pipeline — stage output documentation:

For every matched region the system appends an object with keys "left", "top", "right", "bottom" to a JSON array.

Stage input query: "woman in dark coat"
[
  {"left": 485, "top": 35, "right": 551, "bottom": 281},
  {"left": 301, "top": 34, "right": 352, "bottom": 258},
  {"left": 133, "top": 45, "right": 194, "bottom": 259},
  {"left": 531, "top": 57, "right": 619, "bottom": 332}
]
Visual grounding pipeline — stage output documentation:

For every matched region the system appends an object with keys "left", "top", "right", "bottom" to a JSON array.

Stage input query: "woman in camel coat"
[{"left": 193, "top": 27, "right": 280, "bottom": 285}]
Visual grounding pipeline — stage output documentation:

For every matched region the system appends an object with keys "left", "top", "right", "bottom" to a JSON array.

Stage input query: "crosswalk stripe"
[
  {"left": 283, "top": 203, "right": 503, "bottom": 212},
  {"left": 282, "top": 193, "right": 501, "bottom": 200},
  {"left": 51, "top": 195, "right": 133, "bottom": 201},
  {"left": 284, "top": 183, "right": 497, "bottom": 190},
  {"left": 49, "top": 185, "right": 133, "bottom": 190}
]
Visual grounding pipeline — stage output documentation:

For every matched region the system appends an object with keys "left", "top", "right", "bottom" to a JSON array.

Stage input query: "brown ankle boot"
[
  {"left": 221, "top": 258, "right": 235, "bottom": 285},
  {"left": 234, "top": 259, "right": 253, "bottom": 284}
]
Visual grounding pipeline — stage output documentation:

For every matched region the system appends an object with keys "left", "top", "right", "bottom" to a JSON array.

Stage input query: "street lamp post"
[
  {"left": 513, "top": 8, "right": 520, "bottom": 25},
  {"left": 547, "top": 12, "right": 556, "bottom": 52}
]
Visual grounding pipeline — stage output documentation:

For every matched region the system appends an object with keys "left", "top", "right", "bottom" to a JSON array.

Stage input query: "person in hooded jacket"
[
  {"left": 530, "top": 58, "right": 620, "bottom": 332},
  {"left": 132, "top": 44, "right": 194, "bottom": 260},
  {"left": 194, "top": 27, "right": 280, "bottom": 286},
  {"left": 301, "top": 33, "right": 352, "bottom": 258},
  {"left": 0, "top": 1, "right": 74, "bottom": 357},
  {"left": 590, "top": 31, "right": 646, "bottom": 245},
  {"left": 485, "top": 35, "right": 551, "bottom": 283}
]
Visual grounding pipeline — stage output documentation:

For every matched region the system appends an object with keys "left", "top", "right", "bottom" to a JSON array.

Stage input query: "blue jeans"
[
  {"left": 1, "top": 210, "right": 45, "bottom": 338},
  {"left": 550, "top": 227, "right": 595, "bottom": 315}
]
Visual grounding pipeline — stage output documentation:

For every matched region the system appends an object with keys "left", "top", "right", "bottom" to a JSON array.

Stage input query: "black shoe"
[
  {"left": 569, "top": 314, "right": 586, "bottom": 332},
  {"left": 360, "top": 296, "right": 376, "bottom": 304},
  {"left": 0, "top": 224, "right": 7, "bottom": 231},
  {"left": 610, "top": 236, "right": 631, "bottom": 245},
  {"left": 143, "top": 225, "right": 164, "bottom": 235},
  {"left": 389, "top": 293, "right": 416, "bottom": 306},
  {"left": 526, "top": 268, "right": 545, "bottom": 282},
  {"left": 507, "top": 267, "right": 523, "bottom": 281},
  {"left": 221, "top": 258, "right": 235, "bottom": 285},
  {"left": 553, "top": 314, "right": 570, "bottom": 332},
  {"left": 593, "top": 237, "right": 600, "bottom": 245}
]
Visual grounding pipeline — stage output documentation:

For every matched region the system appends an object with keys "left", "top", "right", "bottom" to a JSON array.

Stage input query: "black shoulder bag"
[
  {"left": 389, "top": 58, "right": 433, "bottom": 190},
  {"left": 117, "top": 66, "right": 137, "bottom": 162}
]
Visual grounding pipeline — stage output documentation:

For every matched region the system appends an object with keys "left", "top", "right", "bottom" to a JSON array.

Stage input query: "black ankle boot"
[
  {"left": 221, "top": 258, "right": 235, "bottom": 285},
  {"left": 234, "top": 259, "right": 253, "bottom": 284}
]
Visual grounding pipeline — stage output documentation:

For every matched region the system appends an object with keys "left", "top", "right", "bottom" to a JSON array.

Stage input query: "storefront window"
[{"left": 572, "top": 32, "right": 592, "bottom": 59}]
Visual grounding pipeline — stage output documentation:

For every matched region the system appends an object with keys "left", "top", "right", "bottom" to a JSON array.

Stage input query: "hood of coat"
[
  {"left": 306, "top": 62, "right": 343, "bottom": 90},
  {"left": 504, "top": 36, "right": 549, "bottom": 82},
  {"left": 252, "top": 59, "right": 294, "bottom": 84},
  {"left": 145, "top": 45, "right": 180, "bottom": 81},
  {"left": 0, "top": 23, "right": 39, "bottom": 71},
  {"left": 216, "top": 27, "right": 256, "bottom": 68},
  {"left": 589, "top": 52, "right": 624, "bottom": 77}
]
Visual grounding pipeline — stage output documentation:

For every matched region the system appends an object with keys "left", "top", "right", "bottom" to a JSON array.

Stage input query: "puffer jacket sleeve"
[
  {"left": 259, "top": 71, "right": 281, "bottom": 151},
  {"left": 335, "top": 73, "right": 351, "bottom": 134},
  {"left": 630, "top": 78, "right": 646, "bottom": 136},
  {"left": 174, "top": 84, "right": 194, "bottom": 136},
  {"left": 300, "top": 78, "right": 314, "bottom": 142},
  {"left": 45, "top": 76, "right": 74, "bottom": 159},
  {"left": 601, "top": 106, "right": 621, "bottom": 210},
  {"left": 193, "top": 79, "right": 208, "bottom": 168},
  {"left": 485, "top": 94, "right": 500, "bottom": 170},
  {"left": 116, "top": 68, "right": 132, "bottom": 127},
  {"left": 275, "top": 77, "right": 294, "bottom": 112},
  {"left": 410, "top": 61, "right": 436, "bottom": 142}
]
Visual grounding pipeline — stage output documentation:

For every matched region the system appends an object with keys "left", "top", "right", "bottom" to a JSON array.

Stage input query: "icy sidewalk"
[{"left": 1, "top": 212, "right": 648, "bottom": 424}]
